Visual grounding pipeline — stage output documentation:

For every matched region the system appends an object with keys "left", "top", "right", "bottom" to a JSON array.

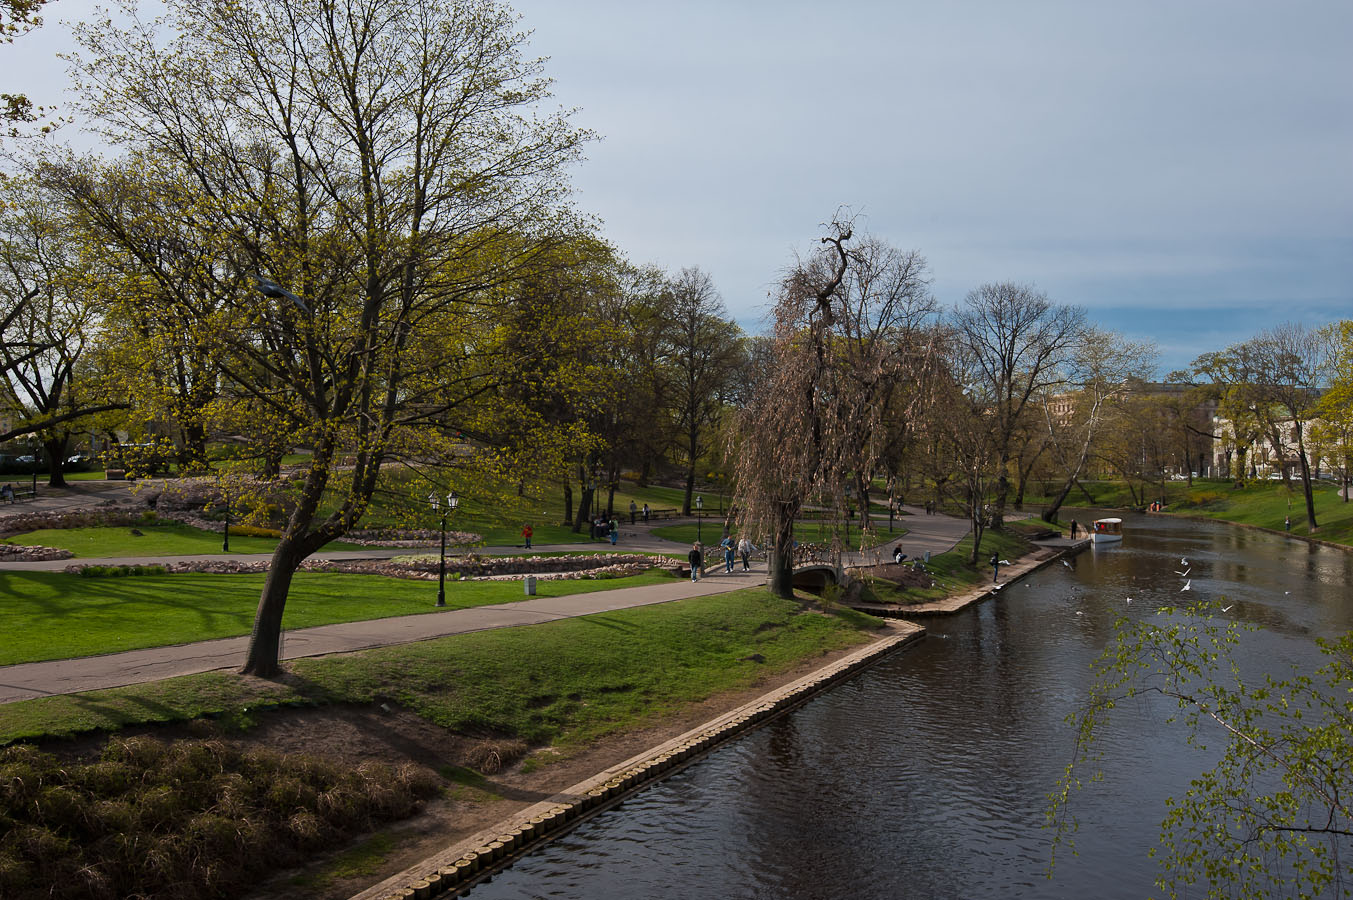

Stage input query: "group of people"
[
  {"left": 687, "top": 534, "right": 757, "bottom": 582},
  {"left": 627, "top": 500, "right": 651, "bottom": 524}
]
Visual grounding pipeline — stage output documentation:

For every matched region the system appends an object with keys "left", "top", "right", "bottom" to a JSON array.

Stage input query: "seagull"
[
  {"left": 1125, "top": 597, "right": 1133, "bottom": 605},
  {"left": 1220, "top": 604, "right": 1234, "bottom": 613},
  {"left": 992, "top": 583, "right": 1004, "bottom": 591},
  {"left": 1075, "top": 610, "right": 1084, "bottom": 616},
  {"left": 1062, "top": 559, "right": 1072, "bottom": 568},
  {"left": 1181, "top": 558, "right": 1189, "bottom": 566},
  {"left": 1174, "top": 567, "right": 1191, "bottom": 577},
  {"left": 999, "top": 559, "right": 1010, "bottom": 565},
  {"left": 1284, "top": 591, "right": 1291, "bottom": 596},
  {"left": 1180, "top": 580, "right": 1192, "bottom": 592}
]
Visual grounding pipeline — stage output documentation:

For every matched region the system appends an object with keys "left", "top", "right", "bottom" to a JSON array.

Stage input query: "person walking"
[
  {"left": 720, "top": 534, "right": 735, "bottom": 573},
  {"left": 990, "top": 552, "right": 1000, "bottom": 584},
  {"left": 642, "top": 503, "right": 650, "bottom": 523},
  {"left": 629, "top": 499, "right": 637, "bottom": 525},
  {"left": 521, "top": 524, "right": 533, "bottom": 549},
  {"left": 609, "top": 517, "right": 619, "bottom": 545},
  {"left": 688, "top": 542, "right": 703, "bottom": 582},
  {"left": 737, "top": 536, "right": 755, "bottom": 571},
  {"left": 1069, "top": 519, "right": 1079, "bottom": 539},
  {"left": 1285, "top": 515, "right": 1291, "bottom": 532}
]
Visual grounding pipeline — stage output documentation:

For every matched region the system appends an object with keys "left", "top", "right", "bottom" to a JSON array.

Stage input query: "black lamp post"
[
  {"left": 430, "top": 490, "right": 458, "bottom": 607},
  {"left": 220, "top": 476, "right": 230, "bottom": 552},
  {"left": 27, "top": 436, "right": 37, "bottom": 496},
  {"left": 696, "top": 494, "right": 703, "bottom": 543}
]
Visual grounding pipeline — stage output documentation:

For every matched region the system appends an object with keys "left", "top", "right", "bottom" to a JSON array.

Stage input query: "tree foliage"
[{"left": 1050, "top": 603, "right": 1353, "bottom": 900}]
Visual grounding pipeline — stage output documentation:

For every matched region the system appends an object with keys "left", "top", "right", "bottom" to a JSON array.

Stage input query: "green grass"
[
  {"left": 651, "top": 520, "right": 906, "bottom": 549},
  {"left": 865, "top": 527, "right": 1032, "bottom": 605},
  {"left": 0, "top": 523, "right": 308, "bottom": 557},
  {"left": 0, "top": 568, "right": 681, "bottom": 666},
  {"left": 0, "top": 590, "right": 883, "bottom": 748},
  {"left": 1166, "top": 480, "right": 1353, "bottom": 545}
]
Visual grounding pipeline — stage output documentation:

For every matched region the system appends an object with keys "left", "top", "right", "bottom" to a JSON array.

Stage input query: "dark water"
[{"left": 468, "top": 514, "right": 1353, "bottom": 899}]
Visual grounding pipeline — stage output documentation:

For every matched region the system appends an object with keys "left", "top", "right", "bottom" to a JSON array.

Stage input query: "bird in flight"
[
  {"left": 1062, "top": 559, "right": 1072, "bottom": 568},
  {"left": 1125, "top": 597, "right": 1133, "bottom": 605},
  {"left": 1180, "top": 580, "right": 1192, "bottom": 592},
  {"left": 1181, "top": 558, "right": 1189, "bottom": 566},
  {"left": 1220, "top": 604, "right": 1234, "bottom": 613},
  {"left": 1175, "top": 567, "right": 1191, "bottom": 577}
]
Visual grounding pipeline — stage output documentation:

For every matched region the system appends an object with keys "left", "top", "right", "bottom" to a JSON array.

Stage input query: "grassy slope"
[
  {"left": 0, "top": 569, "right": 680, "bottom": 666},
  {"left": 1166, "top": 480, "right": 1353, "bottom": 545},
  {"left": 863, "top": 528, "right": 1033, "bottom": 605},
  {"left": 0, "top": 590, "right": 884, "bottom": 748}
]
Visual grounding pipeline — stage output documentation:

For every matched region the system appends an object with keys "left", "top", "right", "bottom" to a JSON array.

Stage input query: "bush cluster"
[{"left": 0, "top": 736, "right": 440, "bottom": 899}]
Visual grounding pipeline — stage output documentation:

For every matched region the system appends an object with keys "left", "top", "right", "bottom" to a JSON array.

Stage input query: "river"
[{"left": 466, "top": 513, "right": 1353, "bottom": 899}]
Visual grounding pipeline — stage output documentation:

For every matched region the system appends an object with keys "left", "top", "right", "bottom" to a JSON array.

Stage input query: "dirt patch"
[{"left": 862, "top": 561, "right": 936, "bottom": 589}]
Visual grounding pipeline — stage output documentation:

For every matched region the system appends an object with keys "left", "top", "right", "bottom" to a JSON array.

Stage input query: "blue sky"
[{"left": 11, "top": 0, "right": 1352, "bottom": 374}]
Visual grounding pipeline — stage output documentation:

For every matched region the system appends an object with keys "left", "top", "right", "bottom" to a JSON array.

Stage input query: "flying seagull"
[
  {"left": 1175, "top": 567, "right": 1191, "bottom": 577},
  {"left": 1181, "top": 558, "right": 1189, "bottom": 566},
  {"left": 1062, "top": 559, "right": 1072, "bottom": 568},
  {"left": 1125, "top": 597, "right": 1133, "bottom": 605},
  {"left": 999, "top": 559, "right": 1010, "bottom": 565},
  {"left": 1221, "top": 604, "right": 1234, "bottom": 613},
  {"left": 1180, "top": 580, "right": 1192, "bottom": 592}
]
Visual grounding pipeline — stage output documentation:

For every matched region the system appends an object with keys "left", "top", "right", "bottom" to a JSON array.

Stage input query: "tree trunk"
[
  {"left": 682, "top": 469, "right": 694, "bottom": 516},
  {"left": 768, "top": 504, "right": 797, "bottom": 599},
  {"left": 562, "top": 481, "right": 574, "bottom": 526},
  {"left": 239, "top": 539, "right": 306, "bottom": 677},
  {"left": 1042, "top": 478, "right": 1077, "bottom": 524},
  {"left": 572, "top": 486, "right": 593, "bottom": 534},
  {"left": 1296, "top": 441, "right": 1318, "bottom": 532},
  {"left": 42, "top": 436, "right": 68, "bottom": 489}
]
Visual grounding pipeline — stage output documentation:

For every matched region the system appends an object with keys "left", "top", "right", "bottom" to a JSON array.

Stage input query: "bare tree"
[
  {"left": 951, "top": 283, "right": 1084, "bottom": 527},
  {"left": 662, "top": 266, "right": 743, "bottom": 515},
  {"left": 1253, "top": 322, "right": 1331, "bottom": 532}
]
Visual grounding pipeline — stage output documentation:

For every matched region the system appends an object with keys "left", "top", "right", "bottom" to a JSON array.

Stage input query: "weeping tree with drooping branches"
[{"left": 730, "top": 216, "right": 941, "bottom": 598}]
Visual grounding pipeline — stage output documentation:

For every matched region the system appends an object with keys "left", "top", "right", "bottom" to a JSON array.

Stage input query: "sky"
[{"left": 9, "top": 0, "right": 1352, "bottom": 374}]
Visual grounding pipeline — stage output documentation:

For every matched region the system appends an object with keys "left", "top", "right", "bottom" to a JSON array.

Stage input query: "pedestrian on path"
[
  {"left": 521, "top": 524, "right": 533, "bottom": 549},
  {"left": 642, "top": 503, "right": 650, "bottom": 523},
  {"left": 720, "top": 534, "right": 735, "bottom": 572},
  {"left": 1069, "top": 519, "right": 1079, "bottom": 539},
  {"left": 737, "top": 536, "right": 755, "bottom": 571},
  {"left": 688, "top": 542, "right": 703, "bottom": 582},
  {"left": 990, "top": 552, "right": 1000, "bottom": 583},
  {"left": 630, "top": 499, "right": 637, "bottom": 524},
  {"left": 609, "top": 517, "right": 619, "bottom": 545},
  {"left": 1285, "top": 515, "right": 1291, "bottom": 532}
]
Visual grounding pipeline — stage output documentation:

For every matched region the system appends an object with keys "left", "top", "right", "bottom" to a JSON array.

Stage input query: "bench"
[
  {"left": 3, "top": 489, "right": 35, "bottom": 503},
  {"left": 645, "top": 507, "right": 681, "bottom": 521}
]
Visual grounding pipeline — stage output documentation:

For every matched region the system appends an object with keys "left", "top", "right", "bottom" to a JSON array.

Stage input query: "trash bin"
[
  {"left": 924, "top": 550, "right": 931, "bottom": 563},
  {"left": 524, "top": 576, "right": 537, "bottom": 596}
]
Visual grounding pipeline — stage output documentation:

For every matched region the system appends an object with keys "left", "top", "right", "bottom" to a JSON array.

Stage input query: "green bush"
[{"left": 227, "top": 524, "right": 283, "bottom": 539}]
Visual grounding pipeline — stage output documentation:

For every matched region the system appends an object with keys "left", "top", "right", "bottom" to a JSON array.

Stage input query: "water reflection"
[{"left": 469, "top": 514, "right": 1352, "bottom": 899}]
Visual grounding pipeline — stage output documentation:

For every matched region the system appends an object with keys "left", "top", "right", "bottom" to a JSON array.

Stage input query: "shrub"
[{"left": 227, "top": 524, "right": 283, "bottom": 539}]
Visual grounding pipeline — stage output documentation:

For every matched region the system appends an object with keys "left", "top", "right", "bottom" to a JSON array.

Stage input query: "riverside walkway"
[{"left": 0, "top": 484, "right": 973, "bottom": 705}]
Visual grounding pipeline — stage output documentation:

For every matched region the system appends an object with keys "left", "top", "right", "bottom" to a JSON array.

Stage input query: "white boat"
[{"left": 1091, "top": 517, "right": 1123, "bottom": 543}]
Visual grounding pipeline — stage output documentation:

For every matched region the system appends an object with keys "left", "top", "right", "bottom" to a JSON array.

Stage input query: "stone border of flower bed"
[{"left": 62, "top": 553, "right": 687, "bottom": 581}]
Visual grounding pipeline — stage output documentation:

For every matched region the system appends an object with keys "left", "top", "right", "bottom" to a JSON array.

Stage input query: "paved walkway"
[{"left": 0, "top": 486, "right": 974, "bottom": 706}]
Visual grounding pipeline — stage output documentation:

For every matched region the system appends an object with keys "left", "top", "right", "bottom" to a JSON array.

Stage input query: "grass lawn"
[
  {"left": 0, "top": 589, "right": 885, "bottom": 747},
  {"left": 0, "top": 523, "right": 311, "bottom": 557},
  {"left": 0, "top": 568, "right": 681, "bottom": 666},
  {"left": 1165, "top": 480, "right": 1353, "bottom": 546},
  {"left": 651, "top": 520, "right": 907, "bottom": 549},
  {"left": 863, "top": 527, "right": 1032, "bottom": 605}
]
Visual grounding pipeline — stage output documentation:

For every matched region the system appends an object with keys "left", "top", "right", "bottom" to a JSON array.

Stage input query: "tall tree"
[
  {"left": 1252, "top": 322, "right": 1330, "bottom": 532},
  {"left": 62, "top": 0, "right": 589, "bottom": 676},
  {"left": 951, "top": 283, "right": 1084, "bottom": 527},
  {"left": 2, "top": 0, "right": 49, "bottom": 132},
  {"left": 663, "top": 266, "right": 743, "bottom": 515},
  {"left": 1040, "top": 329, "right": 1156, "bottom": 523}
]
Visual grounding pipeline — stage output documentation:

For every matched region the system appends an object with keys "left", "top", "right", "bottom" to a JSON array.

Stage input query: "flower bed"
[{"left": 62, "top": 553, "right": 686, "bottom": 581}]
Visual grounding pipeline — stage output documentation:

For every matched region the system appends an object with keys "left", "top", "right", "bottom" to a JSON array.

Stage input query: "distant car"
[
  {"left": 15, "top": 455, "right": 35, "bottom": 464},
  {"left": 1267, "top": 472, "right": 1284, "bottom": 480}
]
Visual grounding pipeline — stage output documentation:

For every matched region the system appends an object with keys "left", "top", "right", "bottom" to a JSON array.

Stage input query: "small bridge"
[{"left": 792, "top": 563, "right": 839, "bottom": 594}]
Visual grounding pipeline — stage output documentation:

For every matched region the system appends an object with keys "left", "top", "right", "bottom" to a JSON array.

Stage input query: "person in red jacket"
[{"left": 521, "top": 524, "right": 533, "bottom": 549}]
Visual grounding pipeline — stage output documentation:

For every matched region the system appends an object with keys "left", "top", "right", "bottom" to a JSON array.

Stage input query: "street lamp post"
[
  {"left": 696, "top": 494, "right": 703, "bottom": 543},
  {"left": 220, "top": 477, "right": 230, "bottom": 552},
  {"left": 430, "top": 490, "right": 458, "bottom": 607}
]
